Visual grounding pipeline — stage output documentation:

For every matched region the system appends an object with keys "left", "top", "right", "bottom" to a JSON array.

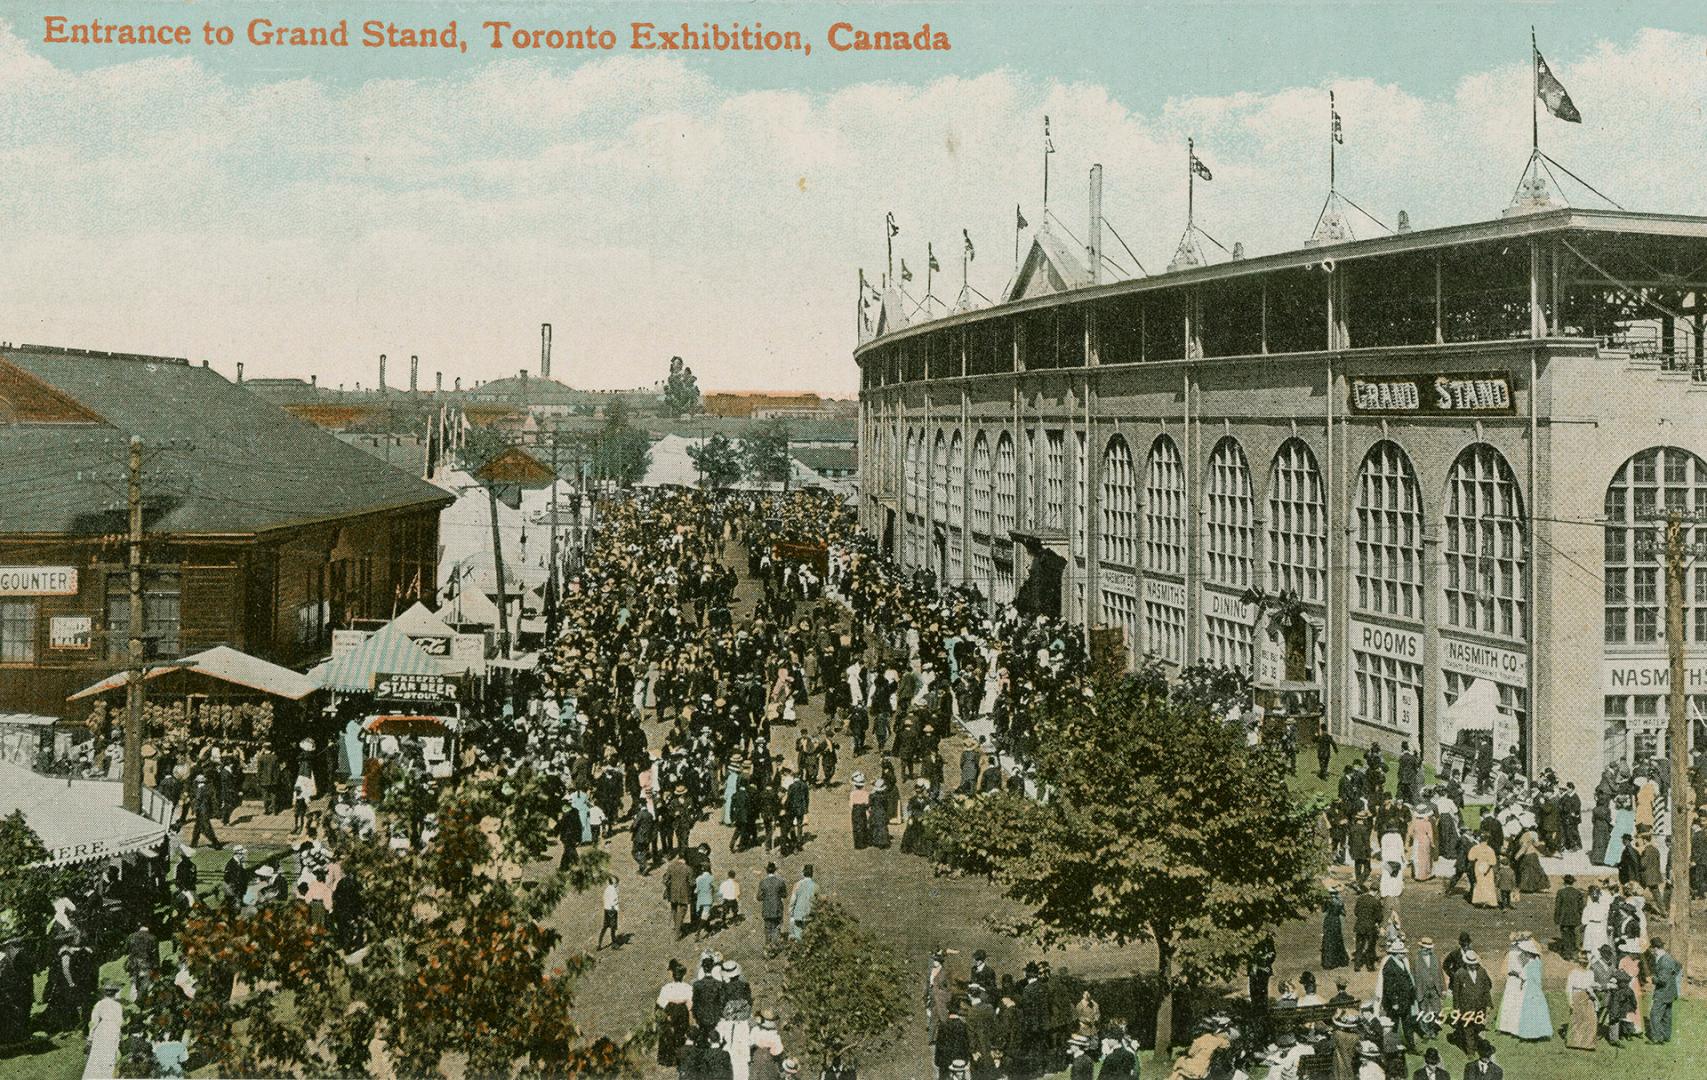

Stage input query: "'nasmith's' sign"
[{"left": 1348, "top": 371, "right": 1514, "bottom": 415}]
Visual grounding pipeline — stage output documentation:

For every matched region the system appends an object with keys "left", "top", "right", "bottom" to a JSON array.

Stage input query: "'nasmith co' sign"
[{"left": 1348, "top": 371, "right": 1514, "bottom": 415}]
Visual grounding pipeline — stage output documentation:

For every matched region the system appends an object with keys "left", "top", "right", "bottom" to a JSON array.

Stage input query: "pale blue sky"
[{"left": 3, "top": 2, "right": 1703, "bottom": 393}]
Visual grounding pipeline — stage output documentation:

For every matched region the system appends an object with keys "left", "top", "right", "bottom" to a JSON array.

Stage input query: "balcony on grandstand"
[{"left": 857, "top": 208, "right": 1707, "bottom": 389}]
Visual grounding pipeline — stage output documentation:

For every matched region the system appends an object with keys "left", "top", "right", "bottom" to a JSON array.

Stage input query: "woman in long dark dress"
[
  {"left": 1515, "top": 830, "right": 1550, "bottom": 894},
  {"left": 869, "top": 780, "right": 892, "bottom": 849},
  {"left": 899, "top": 787, "right": 932, "bottom": 856},
  {"left": 1320, "top": 887, "right": 1349, "bottom": 970},
  {"left": 655, "top": 961, "right": 693, "bottom": 1068}
]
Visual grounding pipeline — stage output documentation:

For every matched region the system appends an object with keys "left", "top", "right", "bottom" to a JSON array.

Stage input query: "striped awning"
[
  {"left": 318, "top": 626, "right": 438, "bottom": 694},
  {"left": 0, "top": 762, "right": 168, "bottom": 868}
]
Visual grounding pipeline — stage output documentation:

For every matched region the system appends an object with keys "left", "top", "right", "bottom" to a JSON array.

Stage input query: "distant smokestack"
[
  {"left": 435, "top": 371, "right": 443, "bottom": 393},
  {"left": 378, "top": 354, "right": 387, "bottom": 394},
  {"left": 541, "top": 323, "right": 553, "bottom": 379},
  {"left": 310, "top": 374, "right": 317, "bottom": 389},
  {"left": 409, "top": 355, "right": 419, "bottom": 393},
  {"left": 235, "top": 362, "right": 244, "bottom": 384},
  {"left": 1087, "top": 164, "right": 1104, "bottom": 286},
  {"left": 454, "top": 376, "right": 462, "bottom": 391}
]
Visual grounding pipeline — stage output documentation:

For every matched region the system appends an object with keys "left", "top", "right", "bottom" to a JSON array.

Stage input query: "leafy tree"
[
  {"left": 1172, "top": 660, "right": 1250, "bottom": 718},
  {"left": 926, "top": 674, "right": 1327, "bottom": 1057},
  {"left": 590, "top": 398, "right": 652, "bottom": 488},
  {"left": 780, "top": 898, "right": 911, "bottom": 1072},
  {"left": 741, "top": 420, "right": 793, "bottom": 488},
  {"left": 458, "top": 423, "right": 511, "bottom": 472},
  {"left": 168, "top": 787, "right": 630, "bottom": 1077},
  {"left": 662, "top": 355, "right": 701, "bottom": 418},
  {"left": 0, "top": 811, "right": 91, "bottom": 960},
  {"left": 688, "top": 433, "right": 744, "bottom": 490}
]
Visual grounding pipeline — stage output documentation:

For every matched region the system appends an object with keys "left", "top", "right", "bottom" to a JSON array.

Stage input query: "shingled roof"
[{"left": 0, "top": 345, "right": 452, "bottom": 537}]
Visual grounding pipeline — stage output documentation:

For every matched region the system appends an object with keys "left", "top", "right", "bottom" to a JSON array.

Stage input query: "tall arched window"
[
  {"left": 1350, "top": 440, "right": 1424, "bottom": 736},
  {"left": 1100, "top": 435, "right": 1139, "bottom": 660},
  {"left": 932, "top": 430, "right": 949, "bottom": 524},
  {"left": 947, "top": 430, "right": 965, "bottom": 583},
  {"left": 1603, "top": 446, "right": 1707, "bottom": 763},
  {"left": 1267, "top": 438, "right": 1326, "bottom": 603},
  {"left": 1204, "top": 437, "right": 1256, "bottom": 670},
  {"left": 1354, "top": 440, "right": 1423, "bottom": 620},
  {"left": 971, "top": 434, "right": 992, "bottom": 535},
  {"left": 1144, "top": 435, "right": 1186, "bottom": 664},
  {"left": 905, "top": 430, "right": 924, "bottom": 566},
  {"left": 1101, "top": 436, "right": 1137, "bottom": 567},
  {"left": 1444, "top": 445, "right": 1527, "bottom": 640},
  {"left": 994, "top": 433, "right": 1017, "bottom": 537}
]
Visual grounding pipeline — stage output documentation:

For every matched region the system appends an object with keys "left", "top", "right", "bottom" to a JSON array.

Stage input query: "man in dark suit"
[
  {"left": 1461, "top": 1037, "right": 1503, "bottom": 1079},
  {"left": 757, "top": 862, "right": 787, "bottom": 945},
  {"left": 1352, "top": 884, "right": 1383, "bottom": 971},
  {"left": 1397, "top": 741, "right": 1422, "bottom": 803},
  {"left": 1412, "top": 1046, "right": 1449, "bottom": 1080},
  {"left": 1553, "top": 874, "right": 1586, "bottom": 958},
  {"left": 934, "top": 998, "right": 972, "bottom": 1080},
  {"left": 1559, "top": 782, "right": 1583, "bottom": 851},
  {"left": 1380, "top": 940, "right": 1419, "bottom": 1051},
  {"left": 1447, "top": 951, "right": 1493, "bottom": 1054},
  {"left": 967, "top": 950, "right": 999, "bottom": 999},
  {"left": 1648, "top": 935, "right": 1682, "bottom": 1043}
]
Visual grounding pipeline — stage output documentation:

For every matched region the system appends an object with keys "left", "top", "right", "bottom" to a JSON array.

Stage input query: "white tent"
[
  {"left": 0, "top": 761, "right": 169, "bottom": 867},
  {"left": 1439, "top": 677, "right": 1519, "bottom": 753}
]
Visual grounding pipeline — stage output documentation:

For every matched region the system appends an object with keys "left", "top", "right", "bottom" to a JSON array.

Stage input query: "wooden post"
[
  {"left": 123, "top": 436, "right": 145, "bottom": 814},
  {"left": 1665, "top": 512, "right": 1693, "bottom": 977}
]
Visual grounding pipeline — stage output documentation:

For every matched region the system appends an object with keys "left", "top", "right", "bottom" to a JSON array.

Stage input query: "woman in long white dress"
[
  {"left": 1495, "top": 935, "right": 1526, "bottom": 1036},
  {"left": 82, "top": 983, "right": 123, "bottom": 1080},
  {"left": 1582, "top": 882, "right": 1612, "bottom": 958}
]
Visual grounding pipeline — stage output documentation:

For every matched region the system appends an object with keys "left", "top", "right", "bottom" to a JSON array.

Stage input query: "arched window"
[
  {"left": 905, "top": 430, "right": 922, "bottom": 518},
  {"left": 1354, "top": 440, "right": 1423, "bottom": 620},
  {"left": 905, "top": 430, "right": 924, "bottom": 566},
  {"left": 947, "top": 430, "right": 965, "bottom": 583},
  {"left": 1100, "top": 435, "right": 1139, "bottom": 661},
  {"left": 1443, "top": 444, "right": 1527, "bottom": 640},
  {"left": 1144, "top": 435, "right": 1186, "bottom": 664},
  {"left": 994, "top": 433, "right": 1017, "bottom": 536},
  {"left": 1605, "top": 446, "right": 1706, "bottom": 647},
  {"left": 1204, "top": 437, "right": 1256, "bottom": 670},
  {"left": 1100, "top": 436, "right": 1136, "bottom": 567},
  {"left": 971, "top": 434, "right": 993, "bottom": 535},
  {"left": 1350, "top": 440, "right": 1423, "bottom": 736},
  {"left": 1045, "top": 430, "right": 1065, "bottom": 529},
  {"left": 932, "top": 430, "right": 949, "bottom": 523},
  {"left": 1145, "top": 435, "right": 1185, "bottom": 575},
  {"left": 1267, "top": 438, "right": 1326, "bottom": 603}
]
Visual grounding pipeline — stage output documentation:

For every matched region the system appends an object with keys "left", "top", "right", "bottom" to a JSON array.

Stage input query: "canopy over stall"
[
  {"left": 319, "top": 626, "right": 439, "bottom": 694},
  {"left": 68, "top": 645, "right": 317, "bottom": 702},
  {"left": 0, "top": 761, "right": 168, "bottom": 867}
]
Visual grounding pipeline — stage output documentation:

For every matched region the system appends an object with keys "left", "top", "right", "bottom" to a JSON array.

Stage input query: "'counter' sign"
[
  {"left": 1349, "top": 371, "right": 1514, "bottom": 415},
  {"left": 0, "top": 567, "right": 78, "bottom": 596}
]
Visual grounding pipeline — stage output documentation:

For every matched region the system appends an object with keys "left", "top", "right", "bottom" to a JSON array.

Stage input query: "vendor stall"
[{"left": 0, "top": 760, "right": 169, "bottom": 868}]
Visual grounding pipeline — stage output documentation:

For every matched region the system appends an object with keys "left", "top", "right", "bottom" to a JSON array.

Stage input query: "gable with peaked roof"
[{"left": 1005, "top": 226, "right": 1093, "bottom": 302}]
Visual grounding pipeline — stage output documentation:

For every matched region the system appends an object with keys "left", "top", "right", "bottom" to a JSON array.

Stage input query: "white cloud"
[{"left": 0, "top": 26, "right": 1704, "bottom": 394}]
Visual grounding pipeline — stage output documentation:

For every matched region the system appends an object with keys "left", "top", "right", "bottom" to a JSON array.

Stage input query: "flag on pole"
[
  {"left": 928, "top": 244, "right": 940, "bottom": 273},
  {"left": 887, "top": 211, "right": 900, "bottom": 236},
  {"left": 1331, "top": 107, "right": 1343, "bottom": 144},
  {"left": 1190, "top": 153, "right": 1213, "bottom": 181},
  {"left": 963, "top": 229, "right": 975, "bottom": 261},
  {"left": 1535, "top": 49, "right": 1581, "bottom": 123},
  {"left": 1016, "top": 205, "right": 1029, "bottom": 230},
  {"left": 900, "top": 259, "right": 913, "bottom": 282},
  {"left": 1044, "top": 115, "right": 1055, "bottom": 154}
]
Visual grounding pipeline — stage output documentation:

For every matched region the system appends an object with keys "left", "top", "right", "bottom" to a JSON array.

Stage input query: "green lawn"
[
  {"left": 1048, "top": 997, "right": 1702, "bottom": 1079},
  {"left": 1288, "top": 745, "right": 1486, "bottom": 830},
  {"left": 0, "top": 846, "right": 283, "bottom": 1080}
]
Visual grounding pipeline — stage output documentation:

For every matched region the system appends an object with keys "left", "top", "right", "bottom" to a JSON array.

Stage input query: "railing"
[{"left": 1603, "top": 330, "right": 1707, "bottom": 383}]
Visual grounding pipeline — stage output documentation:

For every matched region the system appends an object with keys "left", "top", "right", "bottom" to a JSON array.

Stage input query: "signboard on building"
[
  {"left": 1348, "top": 618, "right": 1422, "bottom": 664},
  {"left": 1602, "top": 657, "right": 1707, "bottom": 693},
  {"left": 1101, "top": 569, "right": 1136, "bottom": 594},
  {"left": 1396, "top": 687, "right": 1418, "bottom": 734},
  {"left": 1142, "top": 578, "right": 1187, "bottom": 609},
  {"left": 1202, "top": 586, "right": 1256, "bottom": 624},
  {"left": 1440, "top": 636, "right": 1529, "bottom": 685},
  {"left": 1257, "top": 630, "right": 1286, "bottom": 685},
  {"left": 1347, "top": 370, "right": 1514, "bottom": 415},
  {"left": 0, "top": 567, "right": 77, "bottom": 596},
  {"left": 331, "top": 629, "right": 368, "bottom": 657},
  {"left": 49, "top": 616, "right": 92, "bottom": 650},
  {"left": 373, "top": 672, "right": 459, "bottom": 702},
  {"left": 410, "top": 635, "right": 452, "bottom": 658}
]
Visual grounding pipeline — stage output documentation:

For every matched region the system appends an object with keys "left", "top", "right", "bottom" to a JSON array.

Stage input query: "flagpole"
[
  {"left": 1531, "top": 26, "right": 1539, "bottom": 155},
  {"left": 1014, "top": 207, "right": 1020, "bottom": 267},
  {"left": 1329, "top": 91, "right": 1336, "bottom": 193},
  {"left": 1187, "top": 137, "right": 1195, "bottom": 229},
  {"left": 926, "top": 245, "right": 933, "bottom": 309},
  {"left": 1043, "top": 118, "right": 1050, "bottom": 212},
  {"left": 886, "top": 220, "right": 894, "bottom": 281}
]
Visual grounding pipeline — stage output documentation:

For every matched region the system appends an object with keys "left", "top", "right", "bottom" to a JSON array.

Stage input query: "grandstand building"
[{"left": 855, "top": 194, "right": 1707, "bottom": 794}]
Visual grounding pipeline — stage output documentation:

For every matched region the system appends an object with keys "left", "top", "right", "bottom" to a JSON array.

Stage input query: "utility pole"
[
  {"left": 487, "top": 482, "right": 512, "bottom": 658},
  {"left": 1665, "top": 511, "right": 1694, "bottom": 976},
  {"left": 122, "top": 436, "right": 144, "bottom": 814},
  {"left": 547, "top": 432, "right": 561, "bottom": 639}
]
